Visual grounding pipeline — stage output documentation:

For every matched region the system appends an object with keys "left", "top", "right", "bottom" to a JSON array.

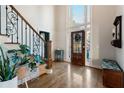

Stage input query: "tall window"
[
  {"left": 72, "top": 5, "right": 85, "bottom": 25},
  {"left": 70, "top": 5, "right": 91, "bottom": 28}
]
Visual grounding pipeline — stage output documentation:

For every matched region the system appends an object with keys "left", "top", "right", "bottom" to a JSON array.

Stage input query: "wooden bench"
[{"left": 102, "top": 59, "right": 124, "bottom": 88}]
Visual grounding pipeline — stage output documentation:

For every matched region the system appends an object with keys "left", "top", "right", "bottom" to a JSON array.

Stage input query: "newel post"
[{"left": 46, "top": 40, "right": 52, "bottom": 69}]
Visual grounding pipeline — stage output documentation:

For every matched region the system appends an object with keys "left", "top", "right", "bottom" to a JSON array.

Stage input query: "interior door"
[{"left": 71, "top": 30, "right": 85, "bottom": 66}]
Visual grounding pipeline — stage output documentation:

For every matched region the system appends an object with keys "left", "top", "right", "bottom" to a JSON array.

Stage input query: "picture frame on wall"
[{"left": 111, "top": 16, "right": 122, "bottom": 48}]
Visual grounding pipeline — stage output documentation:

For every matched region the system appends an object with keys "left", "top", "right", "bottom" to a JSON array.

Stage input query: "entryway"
[{"left": 71, "top": 30, "right": 85, "bottom": 66}]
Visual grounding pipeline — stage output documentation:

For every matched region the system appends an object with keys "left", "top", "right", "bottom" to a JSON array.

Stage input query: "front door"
[{"left": 71, "top": 31, "right": 85, "bottom": 66}]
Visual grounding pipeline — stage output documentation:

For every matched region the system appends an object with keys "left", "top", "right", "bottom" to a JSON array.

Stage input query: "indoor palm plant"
[{"left": 0, "top": 46, "right": 18, "bottom": 88}]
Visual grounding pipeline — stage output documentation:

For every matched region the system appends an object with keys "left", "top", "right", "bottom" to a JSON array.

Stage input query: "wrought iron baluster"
[
  {"left": 40, "top": 39, "right": 43, "bottom": 57},
  {"left": 33, "top": 35, "right": 40, "bottom": 55},
  {"left": 6, "top": 6, "right": 18, "bottom": 43},
  {"left": 17, "top": 15, "right": 18, "bottom": 43},
  {"left": 37, "top": 36, "right": 40, "bottom": 55},
  {"left": 25, "top": 24, "right": 27, "bottom": 45},
  {"left": 11, "top": 8, "right": 14, "bottom": 43},
  {"left": 29, "top": 28, "right": 31, "bottom": 47},
  {"left": 11, "top": 34, "right": 14, "bottom": 43},
  {"left": 39, "top": 39, "right": 41, "bottom": 56},
  {"left": 6, "top": 5, "right": 8, "bottom": 35},
  {"left": 21, "top": 19, "right": 23, "bottom": 44},
  {"left": 33, "top": 31, "right": 34, "bottom": 54},
  {"left": 41, "top": 40, "right": 43, "bottom": 57}
]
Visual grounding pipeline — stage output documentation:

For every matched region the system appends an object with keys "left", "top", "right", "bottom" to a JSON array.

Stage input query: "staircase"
[{"left": 0, "top": 5, "right": 52, "bottom": 68}]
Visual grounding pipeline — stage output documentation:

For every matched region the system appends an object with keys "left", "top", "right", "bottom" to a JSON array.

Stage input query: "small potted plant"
[{"left": 0, "top": 46, "right": 18, "bottom": 88}]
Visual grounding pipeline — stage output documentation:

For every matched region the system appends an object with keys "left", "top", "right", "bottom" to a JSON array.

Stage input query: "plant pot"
[
  {"left": 0, "top": 76, "right": 18, "bottom": 88},
  {"left": 17, "top": 65, "right": 27, "bottom": 80}
]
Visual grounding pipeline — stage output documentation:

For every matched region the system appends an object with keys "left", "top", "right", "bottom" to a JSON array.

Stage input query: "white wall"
[
  {"left": 39, "top": 6, "right": 55, "bottom": 40},
  {"left": 14, "top": 5, "right": 40, "bottom": 30},
  {"left": 91, "top": 6, "right": 116, "bottom": 68},
  {"left": 115, "top": 6, "right": 124, "bottom": 70},
  {"left": 54, "top": 6, "right": 67, "bottom": 61},
  {"left": 38, "top": 6, "right": 56, "bottom": 59}
]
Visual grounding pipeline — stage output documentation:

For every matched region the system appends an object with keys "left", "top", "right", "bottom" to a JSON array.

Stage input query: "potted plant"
[
  {"left": 7, "top": 45, "right": 31, "bottom": 86},
  {"left": 0, "top": 46, "right": 18, "bottom": 88}
]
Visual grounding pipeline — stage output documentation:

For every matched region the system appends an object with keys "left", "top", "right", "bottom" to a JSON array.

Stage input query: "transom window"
[
  {"left": 70, "top": 5, "right": 91, "bottom": 28},
  {"left": 72, "top": 5, "right": 85, "bottom": 25}
]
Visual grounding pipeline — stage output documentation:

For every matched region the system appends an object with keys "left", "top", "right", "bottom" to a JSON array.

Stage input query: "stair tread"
[
  {"left": 4, "top": 42, "right": 20, "bottom": 44},
  {"left": 0, "top": 34, "right": 8, "bottom": 36}
]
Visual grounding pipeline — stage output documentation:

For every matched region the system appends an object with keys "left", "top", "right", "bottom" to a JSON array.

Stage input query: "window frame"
[{"left": 69, "top": 5, "right": 91, "bottom": 29}]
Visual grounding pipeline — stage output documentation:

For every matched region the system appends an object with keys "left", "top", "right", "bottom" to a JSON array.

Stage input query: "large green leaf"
[
  {"left": 0, "top": 46, "right": 6, "bottom": 80},
  {"left": 0, "top": 46, "right": 17, "bottom": 81}
]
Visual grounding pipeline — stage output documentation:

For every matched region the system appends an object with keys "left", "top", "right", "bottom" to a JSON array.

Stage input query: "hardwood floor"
[{"left": 19, "top": 62, "right": 105, "bottom": 88}]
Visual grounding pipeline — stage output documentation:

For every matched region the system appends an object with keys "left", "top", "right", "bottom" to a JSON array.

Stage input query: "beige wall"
[
  {"left": 38, "top": 6, "right": 56, "bottom": 59},
  {"left": 115, "top": 6, "right": 124, "bottom": 70},
  {"left": 54, "top": 6, "right": 67, "bottom": 61},
  {"left": 91, "top": 6, "right": 116, "bottom": 68},
  {"left": 14, "top": 5, "right": 40, "bottom": 30}
]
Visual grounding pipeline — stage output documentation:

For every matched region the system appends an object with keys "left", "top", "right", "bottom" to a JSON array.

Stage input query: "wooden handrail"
[{"left": 9, "top": 5, "right": 45, "bottom": 43}]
